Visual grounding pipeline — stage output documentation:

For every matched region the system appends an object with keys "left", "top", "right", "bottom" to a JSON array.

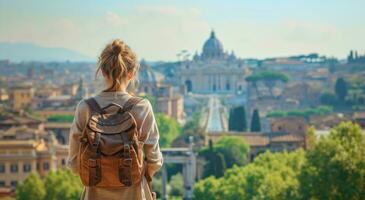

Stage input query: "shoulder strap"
[
  {"left": 84, "top": 98, "right": 104, "bottom": 114},
  {"left": 121, "top": 97, "right": 143, "bottom": 113}
]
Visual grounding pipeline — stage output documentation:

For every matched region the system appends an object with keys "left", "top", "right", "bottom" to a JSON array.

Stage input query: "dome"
[{"left": 202, "top": 30, "right": 224, "bottom": 59}]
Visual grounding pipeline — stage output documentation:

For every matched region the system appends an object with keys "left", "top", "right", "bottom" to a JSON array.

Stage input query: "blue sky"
[{"left": 1, "top": 0, "right": 364, "bottom": 61}]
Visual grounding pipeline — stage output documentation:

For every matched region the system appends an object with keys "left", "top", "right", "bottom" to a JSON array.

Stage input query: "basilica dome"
[{"left": 202, "top": 30, "right": 224, "bottom": 59}]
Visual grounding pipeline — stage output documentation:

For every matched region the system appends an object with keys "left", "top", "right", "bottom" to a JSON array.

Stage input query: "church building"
[{"left": 177, "top": 30, "right": 250, "bottom": 95}]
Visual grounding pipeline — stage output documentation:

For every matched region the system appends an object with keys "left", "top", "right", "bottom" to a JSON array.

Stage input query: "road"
[{"left": 206, "top": 96, "right": 225, "bottom": 132}]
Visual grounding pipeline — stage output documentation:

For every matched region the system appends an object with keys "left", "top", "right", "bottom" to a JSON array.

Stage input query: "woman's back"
[{"left": 67, "top": 39, "right": 162, "bottom": 200}]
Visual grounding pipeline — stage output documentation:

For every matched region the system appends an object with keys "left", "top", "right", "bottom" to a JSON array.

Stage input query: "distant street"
[{"left": 206, "top": 96, "right": 225, "bottom": 133}]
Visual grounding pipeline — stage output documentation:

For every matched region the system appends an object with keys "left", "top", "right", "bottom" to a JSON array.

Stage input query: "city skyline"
[{"left": 1, "top": 0, "right": 365, "bottom": 61}]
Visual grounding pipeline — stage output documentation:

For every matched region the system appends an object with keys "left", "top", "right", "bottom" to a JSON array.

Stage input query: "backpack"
[{"left": 78, "top": 96, "right": 145, "bottom": 187}]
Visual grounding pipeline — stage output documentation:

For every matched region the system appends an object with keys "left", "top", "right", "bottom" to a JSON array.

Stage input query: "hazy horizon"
[{"left": 1, "top": 0, "right": 364, "bottom": 61}]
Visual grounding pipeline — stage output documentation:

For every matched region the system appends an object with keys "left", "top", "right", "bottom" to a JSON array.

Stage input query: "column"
[{"left": 162, "top": 165, "right": 168, "bottom": 200}]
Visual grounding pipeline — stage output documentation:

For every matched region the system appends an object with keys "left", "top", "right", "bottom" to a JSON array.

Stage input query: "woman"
[{"left": 67, "top": 39, "right": 163, "bottom": 200}]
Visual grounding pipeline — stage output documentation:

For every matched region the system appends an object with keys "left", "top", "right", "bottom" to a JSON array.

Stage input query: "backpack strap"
[
  {"left": 84, "top": 97, "right": 104, "bottom": 114},
  {"left": 120, "top": 97, "right": 143, "bottom": 113}
]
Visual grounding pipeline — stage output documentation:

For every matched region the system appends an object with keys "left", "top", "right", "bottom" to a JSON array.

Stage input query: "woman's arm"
[
  {"left": 135, "top": 99, "right": 163, "bottom": 177},
  {"left": 67, "top": 100, "right": 88, "bottom": 174}
]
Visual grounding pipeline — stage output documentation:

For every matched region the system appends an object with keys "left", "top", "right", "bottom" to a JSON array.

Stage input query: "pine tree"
[
  {"left": 250, "top": 109, "right": 261, "bottom": 132},
  {"left": 214, "top": 152, "right": 226, "bottom": 178},
  {"left": 335, "top": 78, "right": 348, "bottom": 102},
  {"left": 229, "top": 106, "right": 247, "bottom": 131}
]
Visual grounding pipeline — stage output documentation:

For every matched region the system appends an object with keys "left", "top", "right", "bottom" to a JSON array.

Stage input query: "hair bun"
[{"left": 112, "top": 40, "right": 123, "bottom": 54}]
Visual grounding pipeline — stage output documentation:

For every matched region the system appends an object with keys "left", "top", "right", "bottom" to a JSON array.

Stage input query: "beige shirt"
[{"left": 67, "top": 91, "right": 163, "bottom": 200}]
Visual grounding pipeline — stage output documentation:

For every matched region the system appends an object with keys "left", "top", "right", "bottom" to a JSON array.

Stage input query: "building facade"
[
  {"left": 177, "top": 31, "right": 250, "bottom": 95},
  {"left": 0, "top": 126, "right": 68, "bottom": 190},
  {"left": 138, "top": 61, "right": 185, "bottom": 123}
]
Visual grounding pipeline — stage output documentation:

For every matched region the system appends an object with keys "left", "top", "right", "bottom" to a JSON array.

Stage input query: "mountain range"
[{"left": 0, "top": 42, "right": 93, "bottom": 62}]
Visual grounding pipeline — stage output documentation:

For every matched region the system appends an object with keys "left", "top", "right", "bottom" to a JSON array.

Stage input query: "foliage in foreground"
[
  {"left": 16, "top": 170, "right": 83, "bottom": 200},
  {"left": 193, "top": 122, "right": 365, "bottom": 200},
  {"left": 200, "top": 136, "right": 250, "bottom": 178},
  {"left": 155, "top": 113, "right": 181, "bottom": 148}
]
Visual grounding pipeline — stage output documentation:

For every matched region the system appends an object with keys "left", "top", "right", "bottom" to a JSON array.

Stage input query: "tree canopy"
[
  {"left": 200, "top": 136, "right": 250, "bottom": 174},
  {"left": 155, "top": 113, "right": 181, "bottom": 147},
  {"left": 16, "top": 173, "right": 46, "bottom": 200},
  {"left": 16, "top": 170, "right": 83, "bottom": 200},
  {"left": 299, "top": 122, "right": 365, "bottom": 200},
  {"left": 194, "top": 122, "right": 365, "bottom": 200}
]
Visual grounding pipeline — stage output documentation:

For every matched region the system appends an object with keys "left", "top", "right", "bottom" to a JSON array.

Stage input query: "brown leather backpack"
[{"left": 78, "top": 96, "right": 145, "bottom": 187}]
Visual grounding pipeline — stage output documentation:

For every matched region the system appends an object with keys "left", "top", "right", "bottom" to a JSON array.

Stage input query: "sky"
[{"left": 0, "top": 0, "right": 364, "bottom": 61}]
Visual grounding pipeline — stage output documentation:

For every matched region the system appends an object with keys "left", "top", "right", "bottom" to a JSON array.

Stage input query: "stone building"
[
  {"left": 0, "top": 126, "right": 68, "bottom": 190},
  {"left": 138, "top": 61, "right": 185, "bottom": 123},
  {"left": 8, "top": 86, "right": 34, "bottom": 111},
  {"left": 177, "top": 30, "right": 250, "bottom": 95}
]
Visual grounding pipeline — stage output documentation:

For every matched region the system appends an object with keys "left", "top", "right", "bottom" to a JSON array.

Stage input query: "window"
[
  {"left": 43, "top": 162, "right": 49, "bottom": 171},
  {"left": 10, "top": 164, "right": 18, "bottom": 173},
  {"left": 0, "top": 181, "right": 5, "bottom": 187},
  {"left": 0, "top": 164, "right": 5, "bottom": 173},
  {"left": 10, "top": 181, "right": 17, "bottom": 188},
  {"left": 23, "top": 163, "right": 31, "bottom": 172},
  {"left": 61, "top": 159, "right": 66, "bottom": 166}
]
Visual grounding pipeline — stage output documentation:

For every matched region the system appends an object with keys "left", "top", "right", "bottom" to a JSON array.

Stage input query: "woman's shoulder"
[
  {"left": 75, "top": 99, "right": 89, "bottom": 113},
  {"left": 131, "top": 97, "right": 153, "bottom": 112}
]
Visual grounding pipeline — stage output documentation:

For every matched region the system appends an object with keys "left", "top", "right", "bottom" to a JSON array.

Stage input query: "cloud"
[
  {"left": 1, "top": 3, "right": 364, "bottom": 61},
  {"left": 105, "top": 11, "right": 124, "bottom": 26}
]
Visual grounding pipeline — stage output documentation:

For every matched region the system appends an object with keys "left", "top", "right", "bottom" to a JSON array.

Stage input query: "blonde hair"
[{"left": 96, "top": 39, "right": 139, "bottom": 92}]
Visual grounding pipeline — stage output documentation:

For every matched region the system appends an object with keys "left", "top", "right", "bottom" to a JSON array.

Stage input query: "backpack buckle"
[
  {"left": 123, "top": 144, "right": 130, "bottom": 154},
  {"left": 88, "top": 159, "right": 99, "bottom": 168},
  {"left": 119, "top": 158, "right": 132, "bottom": 167},
  {"left": 124, "top": 158, "right": 132, "bottom": 167}
]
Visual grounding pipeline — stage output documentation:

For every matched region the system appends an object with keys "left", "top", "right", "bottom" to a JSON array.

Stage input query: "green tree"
[
  {"left": 202, "top": 140, "right": 227, "bottom": 178},
  {"left": 155, "top": 113, "right": 181, "bottom": 147},
  {"left": 44, "top": 170, "right": 83, "bottom": 200},
  {"left": 250, "top": 109, "right": 261, "bottom": 132},
  {"left": 194, "top": 150, "right": 306, "bottom": 200},
  {"left": 335, "top": 77, "right": 348, "bottom": 102},
  {"left": 201, "top": 137, "right": 249, "bottom": 173},
  {"left": 299, "top": 122, "right": 365, "bottom": 200},
  {"left": 169, "top": 173, "right": 184, "bottom": 197},
  {"left": 320, "top": 92, "right": 338, "bottom": 106},
  {"left": 228, "top": 106, "right": 247, "bottom": 131},
  {"left": 193, "top": 176, "right": 223, "bottom": 200},
  {"left": 16, "top": 173, "right": 46, "bottom": 200}
]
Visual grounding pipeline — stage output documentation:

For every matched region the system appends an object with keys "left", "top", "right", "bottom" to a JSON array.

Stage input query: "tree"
[
  {"left": 202, "top": 140, "right": 227, "bottom": 178},
  {"left": 299, "top": 122, "right": 365, "bottom": 200},
  {"left": 320, "top": 92, "right": 338, "bottom": 106},
  {"left": 16, "top": 173, "right": 46, "bottom": 200},
  {"left": 193, "top": 150, "right": 306, "bottom": 200},
  {"left": 250, "top": 109, "right": 261, "bottom": 132},
  {"left": 228, "top": 106, "right": 247, "bottom": 131},
  {"left": 155, "top": 113, "right": 181, "bottom": 147},
  {"left": 44, "top": 170, "right": 83, "bottom": 200},
  {"left": 201, "top": 137, "right": 250, "bottom": 174},
  {"left": 169, "top": 173, "right": 184, "bottom": 197},
  {"left": 335, "top": 77, "right": 348, "bottom": 102}
]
